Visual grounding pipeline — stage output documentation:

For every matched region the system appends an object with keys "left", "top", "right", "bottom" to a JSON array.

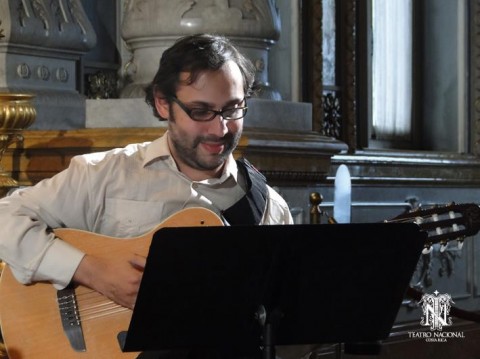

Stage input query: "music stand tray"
[{"left": 122, "top": 222, "right": 425, "bottom": 356}]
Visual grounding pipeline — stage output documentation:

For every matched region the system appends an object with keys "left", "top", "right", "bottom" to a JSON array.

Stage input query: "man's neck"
[{"left": 177, "top": 163, "right": 224, "bottom": 182}]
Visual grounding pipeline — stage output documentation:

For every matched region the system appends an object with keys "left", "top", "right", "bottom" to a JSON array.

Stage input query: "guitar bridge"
[{"left": 57, "top": 288, "right": 86, "bottom": 352}]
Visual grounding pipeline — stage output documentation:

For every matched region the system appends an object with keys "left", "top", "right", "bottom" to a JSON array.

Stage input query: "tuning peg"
[
  {"left": 457, "top": 238, "right": 464, "bottom": 250},
  {"left": 413, "top": 216, "right": 424, "bottom": 224},
  {"left": 440, "top": 242, "right": 448, "bottom": 252},
  {"left": 422, "top": 245, "right": 433, "bottom": 255}
]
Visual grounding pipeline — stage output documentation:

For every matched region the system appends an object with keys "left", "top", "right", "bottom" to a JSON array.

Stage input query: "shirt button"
[{"left": 192, "top": 183, "right": 198, "bottom": 188}]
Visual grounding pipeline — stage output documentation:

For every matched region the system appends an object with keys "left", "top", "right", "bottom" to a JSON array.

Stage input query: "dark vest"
[{"left": 221, "top": 158, "right": 268, "bottom": 225}]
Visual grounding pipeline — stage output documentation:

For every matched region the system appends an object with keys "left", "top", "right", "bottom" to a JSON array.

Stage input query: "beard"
[{"left": 168, "top": 111, "right": 242, "bottom": 171}]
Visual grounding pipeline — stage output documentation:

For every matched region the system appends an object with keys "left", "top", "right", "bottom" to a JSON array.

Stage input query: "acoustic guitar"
[
  {"left": 0, "top": 203, "right": 479, "bottom": 358},
  {"left": 0, "top": 207, "right": 224, "bottom": 359}
]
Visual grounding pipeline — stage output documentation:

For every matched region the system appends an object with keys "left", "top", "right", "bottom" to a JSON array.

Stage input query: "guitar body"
[{"left": 0, "top": 207, "right": 224, "bottom": 359}]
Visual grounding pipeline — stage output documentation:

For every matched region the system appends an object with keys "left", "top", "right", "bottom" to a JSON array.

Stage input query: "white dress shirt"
[{"left": 0, "top": 132, "right": 293, "bottom": 289}]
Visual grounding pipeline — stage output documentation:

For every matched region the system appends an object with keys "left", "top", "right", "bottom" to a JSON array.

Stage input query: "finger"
[{"left": 129, "top": 253, "right": 147, "bottom": 271}]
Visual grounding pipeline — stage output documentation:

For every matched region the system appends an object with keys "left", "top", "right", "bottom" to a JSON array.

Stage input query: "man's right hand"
[{"left": 72, "top": 252, "right": 146, "bottom": 309}]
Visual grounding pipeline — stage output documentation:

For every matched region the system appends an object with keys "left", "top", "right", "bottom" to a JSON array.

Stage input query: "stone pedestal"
[
  {"left": 0, "top": 0, "right": 96, "bottom": 129},
  {"left": 86, "top": 98, "right": 311, "bottom": 131},
  {"left": 120, "top": 0, "right": 281, "bottom": 100}
]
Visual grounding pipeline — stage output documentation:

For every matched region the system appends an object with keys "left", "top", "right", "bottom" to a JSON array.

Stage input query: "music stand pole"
[
  {"left": 257, "top": 305, "right": 283, "bottom": 359},
  {"left": 262, "top": 322, "right": 276, "bottom": 359}
]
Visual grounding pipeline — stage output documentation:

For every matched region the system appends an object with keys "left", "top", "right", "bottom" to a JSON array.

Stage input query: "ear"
[{"left": 154, "top": 95, "right": 170, "bottom": 119}]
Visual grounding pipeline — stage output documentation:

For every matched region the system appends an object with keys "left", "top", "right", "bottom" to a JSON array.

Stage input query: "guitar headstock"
[{"left": 387, "top": 203, "right": 480, "bottom": 252}]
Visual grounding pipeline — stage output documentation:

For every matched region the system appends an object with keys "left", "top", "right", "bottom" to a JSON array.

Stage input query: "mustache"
[{"left": 194, "top": 133, "right": 234, "bottom": 146}]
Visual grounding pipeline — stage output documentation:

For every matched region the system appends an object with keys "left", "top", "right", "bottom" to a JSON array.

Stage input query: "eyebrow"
[{"left": 184, "top": 98, "right": 244, "bottom": 108}]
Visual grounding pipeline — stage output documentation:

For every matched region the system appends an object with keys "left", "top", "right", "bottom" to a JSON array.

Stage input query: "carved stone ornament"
[
  {"left": 0, "top": 0, "right": 96, "bottom": 51},
  {"left": 0, "top": 0, "right": 97, "bottom": 129}
]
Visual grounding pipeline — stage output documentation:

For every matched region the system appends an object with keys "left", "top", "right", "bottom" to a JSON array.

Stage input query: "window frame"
[
  {"left": 304, "top": 0, "right": 479, "bottom": 157},
  {"left": 365, "top": 0, "right": 423, "bottom": 151}
]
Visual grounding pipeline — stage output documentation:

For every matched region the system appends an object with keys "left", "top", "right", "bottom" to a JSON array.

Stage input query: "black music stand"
[{"left": 120, "top": 222, "right": 426, "bottom": 358}]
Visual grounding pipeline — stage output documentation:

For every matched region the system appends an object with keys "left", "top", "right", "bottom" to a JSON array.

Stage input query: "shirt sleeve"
[{"left": 0, "top": 155, "right": 95, "bottom": 289}]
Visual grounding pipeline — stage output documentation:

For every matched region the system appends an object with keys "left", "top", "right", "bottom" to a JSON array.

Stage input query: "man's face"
[{"left": 155, "top": 60, "right": 245, "bottom": 178}]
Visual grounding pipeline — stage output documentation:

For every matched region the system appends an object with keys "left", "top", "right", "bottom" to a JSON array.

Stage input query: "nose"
[{"left": 208, "top": 113, "right": 229, "bottom": 136}]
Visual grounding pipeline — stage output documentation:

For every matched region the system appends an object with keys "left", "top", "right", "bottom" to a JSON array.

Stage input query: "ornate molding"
[
  {"left": 240, "top": 127, "right": 348, "bottom": 184},
  {"left": 86, "top": 71, "right": 119, "bottom": 99},
  {"left": 310, "top": 0, "right": 323, "bottom": 133},
  {"left": 331, "top": 150, "right": 480, "bottom": 185},
  {"left": 3, "top": 127, "right": 347, "bottom": 186},
  {"left": 0, "top": 19, "right": 4, "bottom": 40},
  {"left": 338, "top": 0, "right": 357, "bottom": 152},
  {"left": 2, "top": 0, "right": 96, "bottom": 51},
  {"left": 309, "top": 0, "right": 356, "bottom": 150},
  {"left": 322, "top": 92, "right": 341, "bottom": 138},
  {"left": 410, "top": 248, "right": 463, "bottom": 294}
]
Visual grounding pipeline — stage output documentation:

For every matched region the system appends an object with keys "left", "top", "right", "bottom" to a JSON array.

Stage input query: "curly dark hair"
[{"left": 144, "top": 33, "right": 256, "bottom": 121}]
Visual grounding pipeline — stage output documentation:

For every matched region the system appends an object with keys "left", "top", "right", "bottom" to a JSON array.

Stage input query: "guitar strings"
[
  {"left": 384, "top": 211, "right": 462, "bottom": 229},
  {"left": 385, "top": 212, "right": 458, "bottom": 224},
  {"left": 75, "top": 289, "right": 130, "bottom": 321}
]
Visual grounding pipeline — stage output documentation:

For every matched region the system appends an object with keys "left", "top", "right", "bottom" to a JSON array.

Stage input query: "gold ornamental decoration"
[{"left": 0, "top": 93, "right": 36, "bottom": 194}]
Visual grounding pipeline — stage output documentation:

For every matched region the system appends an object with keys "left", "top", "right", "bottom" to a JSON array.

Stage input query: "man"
[{"left": 0, "top": 33, "right": 293, "bottom": 311}]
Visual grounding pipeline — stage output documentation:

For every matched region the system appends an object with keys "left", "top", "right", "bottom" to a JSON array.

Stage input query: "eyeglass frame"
[{"left": 168, "top": 96, "right": 248, "bottom": 122}]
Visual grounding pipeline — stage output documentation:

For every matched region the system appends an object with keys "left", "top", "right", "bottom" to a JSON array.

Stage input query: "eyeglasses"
[{"left": 169, "top": 96, "right": 248, "bottom": 122}]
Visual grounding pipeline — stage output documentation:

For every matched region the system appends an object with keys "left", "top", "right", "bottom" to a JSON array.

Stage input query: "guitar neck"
[{"left": 386, "top": 202, "right": 480, "bottom": 248}]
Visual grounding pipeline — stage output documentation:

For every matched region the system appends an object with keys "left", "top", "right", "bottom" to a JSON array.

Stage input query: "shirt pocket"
[{"left": 101, "top": 198, "right": 166, "bottom": 237}]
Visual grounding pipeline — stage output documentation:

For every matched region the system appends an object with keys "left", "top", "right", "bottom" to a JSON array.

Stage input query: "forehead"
[{"left": 177, "top": 61, "right": 244, "bottom": 98}]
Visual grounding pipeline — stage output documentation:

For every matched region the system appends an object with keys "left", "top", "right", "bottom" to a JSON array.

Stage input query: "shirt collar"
[{"left": 143, "top": 133, "right": 170, "bottom": 167}]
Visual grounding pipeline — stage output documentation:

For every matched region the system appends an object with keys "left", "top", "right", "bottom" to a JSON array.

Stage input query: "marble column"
[{"left": 120, "top": 0, "right": 281, "bottom": 100}]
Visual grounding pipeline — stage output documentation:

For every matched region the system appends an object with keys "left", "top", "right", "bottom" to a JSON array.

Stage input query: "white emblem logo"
[{"left": 419, "top": 290, "right": 454, "bottom": 331}]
